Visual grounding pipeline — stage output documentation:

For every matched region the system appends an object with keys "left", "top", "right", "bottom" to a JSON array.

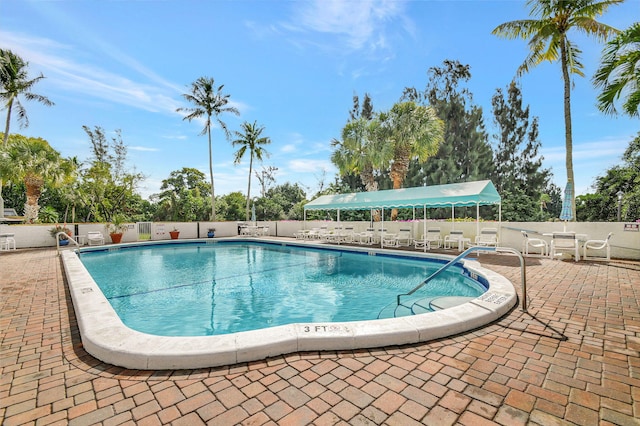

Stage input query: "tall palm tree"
[
  {"left": 0, "top": 49, "right": 54, "bottom": 146},
  {"left": 231, "top": 121, "right": 271, "bottom": 221},
  {"left": 0, "top": 49, "right": 54, "bottom": 217},
  {"left": 593, "top": 22, "right": 640, "bottom": 118},
  {"left": 492, "top": 0, "right": 621, "bottom": 220},
  {"left": 377, "top": 101, "right": 444, "bottom": 220},
  {"left": 177, "top": 77, "right": 239, "bottom": 221},
  {"left": 0, "top": 135, "right": 75, "bottom": 223}
]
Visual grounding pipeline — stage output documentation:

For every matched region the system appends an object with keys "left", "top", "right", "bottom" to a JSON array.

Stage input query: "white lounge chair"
[
  {"left": 425, "top": 227, "right": 442, "bottom": 248},
  {"left": 444, "top": 230, "right": 465, "bottom": 250},
  {"left": 381, "top": 231, "right": 398, "bottom": 247},
  {"left": 339, "top": 227, "right": 355, "bottom": 244},
  {"left": 294, "top": 229, "right": 310, "bottom": 239},
  {"left": 475, "top": 228, "right": 498, "bottom": 248},
  {"left": 357, "top": 228, "right": 375, "bottom": 245},
  {"left": 87, "top": 231, "right": 105, "bottom": 246},
  {"left": 414, "top": 238, "right": 430, "bottom": 252},
  {"left": 583, "top": 232, "right": 613, "bottom": 261},
  {"left": 393, "top": 228, "right": 413, "bottom": 247},
  {"left": 521, "top": 231, "right": 548, "bottom": 257},
  {"left": 550, "top": 232, "right": 579, "bottom": 262}
]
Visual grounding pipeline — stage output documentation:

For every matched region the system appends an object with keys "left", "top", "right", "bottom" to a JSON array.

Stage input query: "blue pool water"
[{"left": 79, "top": 241, "right": 487, "bottom": 337}]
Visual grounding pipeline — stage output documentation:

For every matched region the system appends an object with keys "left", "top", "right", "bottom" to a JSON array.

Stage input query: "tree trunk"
[
  {"left": 560, "top": 40, "right": 576, "bottom": 220},
  {"left": 389, "top": 151, "right": 410, "bottom": 220},
  {"left": 207, "top": 122, "right": 216, "bottom": 221},
  {"left": 3, "top": 98, "right": 13, "bottom": 146},
  {"left": 24, "top": 173, "right": 43, "bottom": 223},
  {"left": 246, "top": 153, "right": 253, "bottom": 221}
]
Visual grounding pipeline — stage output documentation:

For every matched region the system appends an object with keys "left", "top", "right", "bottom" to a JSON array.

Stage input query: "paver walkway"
[{"left": 1, "top": 247, "right": 639, "bottom": 425}]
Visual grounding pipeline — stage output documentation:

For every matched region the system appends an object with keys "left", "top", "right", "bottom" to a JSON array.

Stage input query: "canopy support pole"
[
  {"left": 498, "top": 202, "right": 502, "bottom": 242},
  {"left": 381, "top": 208, "right": 385, "bottom": 248},
  {"left": 476, "top": 202, "right": 480, "bottom": 236},
  {"left": 423, "top": 205, "right": 427, "bottom": 252},
  {"left": 451, "top": 204, "right": 455, "bottom": 231}
]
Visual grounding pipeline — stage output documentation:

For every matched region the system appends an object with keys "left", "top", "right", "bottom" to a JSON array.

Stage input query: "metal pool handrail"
[
  {"left": 396, "top": 246, "right": 528, "bottom": 312},
  {"left": 56, "top": 232, "right": 80, "bottom": 252}
]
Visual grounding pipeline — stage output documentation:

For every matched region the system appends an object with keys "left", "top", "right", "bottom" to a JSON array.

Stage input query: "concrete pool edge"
[{"left": 60, "top": 239, "right": 518, "bottom": 370}]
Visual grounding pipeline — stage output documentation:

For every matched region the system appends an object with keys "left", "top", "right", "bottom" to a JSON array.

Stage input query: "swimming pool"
[
  {"left": 79, "top": 241, "right": 487, "bottom": 337},
  {"left": 61, "top": 238, "right": 517, "bottom": 369}
]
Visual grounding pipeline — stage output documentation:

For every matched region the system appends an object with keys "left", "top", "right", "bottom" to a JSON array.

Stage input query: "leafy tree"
[
  {"left": 154, "top": 167, "right": 210, "bottom": 221},
  {"left": 78, "top": 126, "right": 144, "bottom": 222},
  {"left": 349, "top": 92, "right": 374, "bottom": 121},
  {"left": 492, "top": 0, "right": 622, "bottom": 221},
  {"left": 255, "top": 183, "right": 307, "bottom": 220},
  {"left": 578, "top": 134, "right": 640, "bottom": 221},
  {"left": 404, "top": 60, "right": 494, "bottom": 188},
  {"left": 218, "top": 191, "right": 246, "bottom": 221},
  {"left": 270, "top": 182, "right": 306, "bottom": 211},
  {"left": 177, "top": 77, "right": 239, "bottom": 221},
  {"left": 0, "top": 134, "right": 75, "bottom": 223},
  {"left": 232, "top": 121, "right": 271, "bottom": 221},
  {"left": 593, "top": 22, "right": 640, "bottom": 117},
  {"left": 254, "top": 196, "right": 284, "bottom": 221},
  {"left": 491, "top": 80, "right": 551, "bottom": 221}
]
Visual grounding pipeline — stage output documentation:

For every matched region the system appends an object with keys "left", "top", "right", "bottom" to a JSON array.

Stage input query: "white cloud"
[
  {"left": 291, "top": 0, "right": 405, "bottom": 50},
  {"left": 129, "top": 146, "right": 159, "bottom": 152},
  {"left": 288, "top": 158, "right": 334, "bottom": 173},
  {"left": 281, "top": 144, "right": 298, "bottom": 153}
]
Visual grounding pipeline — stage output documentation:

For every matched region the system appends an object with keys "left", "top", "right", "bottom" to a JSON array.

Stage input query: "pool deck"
[{"left": 1, "top": 246, "right": 639, "bottom": 425}]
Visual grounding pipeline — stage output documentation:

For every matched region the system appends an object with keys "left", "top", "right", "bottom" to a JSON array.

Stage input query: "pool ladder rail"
[
  {"left": 379, "top": 246, "right": 527, "bottom": 319},
  {"left": 56, "top": 232, "right": 81, "bottom": 252}
]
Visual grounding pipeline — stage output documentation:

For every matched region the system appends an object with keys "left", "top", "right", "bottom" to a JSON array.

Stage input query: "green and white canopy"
[{"left": 304, "top": 180, "right": 501, "bottom": 211}]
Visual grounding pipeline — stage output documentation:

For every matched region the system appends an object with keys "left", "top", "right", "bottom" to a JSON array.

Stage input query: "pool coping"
[{"left": 60, "top": 238, "right": 518, "bottom": 370}]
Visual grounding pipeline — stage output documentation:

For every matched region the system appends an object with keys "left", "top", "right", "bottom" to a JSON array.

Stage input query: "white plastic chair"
[
  {"left": 393, "top": 229, "right": 413, "bottom": 247},
  {"left": 521, "top": 231, "right": 548, "bottom": 257},
  {"left": 583, "top": 232, "right": 613, "bottom": 261},
  {"left": 550, "top": 232, "right": 579, "bottom": 262},
  {"left": 0, "top": 233, "right": 16, "bottom": 251},
  {"left": 444, "top": 230, "right": 465, "bottom": 250},
  {"left": 357, "top": 228, "right": 375, "bottom": 245},
  {"left": 87, "top": 231, "right": 105, "bottom": 246},
  {"left": 425, "top": 227, "right": 442, "bottom": 248},
  {"left": 381, "top": 232, "right": 398, "bottom": 247},
  {"left": 475, "top": 228, "right": 498, "bottom": 247},
  {"left": 414, "top": 238, "right": 430, "bottom": 251}
]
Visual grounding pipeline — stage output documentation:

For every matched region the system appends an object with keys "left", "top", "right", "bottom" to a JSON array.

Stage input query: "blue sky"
[{"left": 3, "top": 0, "right": 638, "bottom": 200}]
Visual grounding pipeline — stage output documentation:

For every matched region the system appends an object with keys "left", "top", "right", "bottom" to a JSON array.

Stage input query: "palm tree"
[
  {"left": 232, "top": 121, "right": 271, "bottom": 221},
  {"left": 0, "top": 49, "right": 54, "bottom": 218},
  {"left": 492, "top": 0, "right": 621, "bottom": 221},
  {"left": 0, "top": 49, "right": 54, "bottom": 146},
  {"left": 331, "top": 117, "right": 386, "bottom": 192},
  {"left": 0, "top": 135, "right": 75, "bottom": 223},
  {"left": 377, "top": 101, "right": 444, "bottom": 220},
  {"left": 593, "top": 22, "right": 640, "bottom": 118},
  {"left": 177, "top": 77, "right": 239, "bottom": 221}
]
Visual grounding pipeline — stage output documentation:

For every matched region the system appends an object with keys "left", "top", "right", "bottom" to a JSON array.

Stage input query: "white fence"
[{"left": 1, "top": 220, "right": 638, "bottom": 260}]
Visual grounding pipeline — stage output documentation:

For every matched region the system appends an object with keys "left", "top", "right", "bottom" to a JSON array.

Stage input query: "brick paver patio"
[{"left": 1, "top": 247, "right": 639, "bottom": 425}]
